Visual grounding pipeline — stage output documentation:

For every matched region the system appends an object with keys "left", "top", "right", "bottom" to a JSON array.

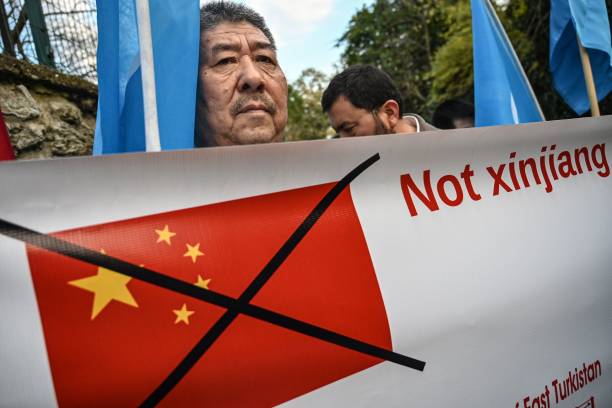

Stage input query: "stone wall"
[{"left": 0, "top": 54, "right": 97, "bottom": 160}]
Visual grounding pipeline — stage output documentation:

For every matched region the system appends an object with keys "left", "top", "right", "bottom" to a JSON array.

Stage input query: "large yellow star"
[
  {"left": 155, "top": 225, "right": 176, "bottom": 245},
  {"left": 194, "top": 275, "right": 211, "bottom": 290},
  {"left": 69, "top": 266, "right": 138, "bottom": 320},
  {"left": 183, "top": 243, "right": 204, "bottom": 263},
  {"left": 173, "top": 303, "right": 194, "bottom": 325}
]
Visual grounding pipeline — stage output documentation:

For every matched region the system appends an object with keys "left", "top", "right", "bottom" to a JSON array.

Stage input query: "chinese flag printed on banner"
[{"left": 26, "top": 182, "right": 392, "bottom": 407}]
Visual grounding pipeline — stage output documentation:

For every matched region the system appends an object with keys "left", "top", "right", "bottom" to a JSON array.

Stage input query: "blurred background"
[{"left": 0, "top": 0, "right": 97, "bottom": 81}]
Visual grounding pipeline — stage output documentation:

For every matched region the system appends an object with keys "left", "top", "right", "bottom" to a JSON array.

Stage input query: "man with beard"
[
  {"left": 321, "top": 65, "right": 437, "bottom": 138},
  {"left": 195, "top": 2, "right": 288, "bottom": 146}
]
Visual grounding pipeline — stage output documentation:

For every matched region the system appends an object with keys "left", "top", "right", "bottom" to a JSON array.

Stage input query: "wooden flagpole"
[
  {"left": 135, "top": 0, "right": 162, "bottom": 152},
  {"left": 576, "top": 34, "right": 601, "bottom": 117}
]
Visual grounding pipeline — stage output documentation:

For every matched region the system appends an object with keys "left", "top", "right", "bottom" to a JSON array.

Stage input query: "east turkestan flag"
[
  {"left": 550, "top": 0, "right": 612, "bottom": 115},
  {"left": 471, "top": 0, "right": 545, "bottom": 126},
  {"left": 94, "top": 0, "right": 199, "bottom": 154}
]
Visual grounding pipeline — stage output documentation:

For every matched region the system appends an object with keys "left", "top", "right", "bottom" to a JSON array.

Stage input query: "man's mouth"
[
  {"left": 239, "top": 104, "right": 269, "bottom": 114},
  {"left": 231, "top": 96, "right": 277, "bottom": 117}
]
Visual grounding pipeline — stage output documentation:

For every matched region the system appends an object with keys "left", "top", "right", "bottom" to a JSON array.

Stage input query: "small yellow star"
[
  {"left": 194, "top": 275, "right": 211, "bottom": 290},
  {"left": 183, "top": 243, "right": 204, "bottom": 263},
  {"left": 173, "top": 303, "right": 194, "bottom": 325},
  {"left": 155, "top": 225, "right": 176, "bottom": 245}
]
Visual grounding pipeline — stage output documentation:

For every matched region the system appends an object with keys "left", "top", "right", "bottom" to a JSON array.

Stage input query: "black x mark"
[{"left": 0, "top": 153, "right": 426, "bottom": 407}]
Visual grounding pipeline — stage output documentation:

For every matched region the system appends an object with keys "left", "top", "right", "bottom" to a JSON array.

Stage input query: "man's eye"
[
  {"left": 339, "top": 128, "right": 353, "bottom": 138},
  {"left": 216, "top": 57, "right": 237, "bottom": 66},
  {"left": 255, "top": 55, "right": 275, "bottom": 65}
]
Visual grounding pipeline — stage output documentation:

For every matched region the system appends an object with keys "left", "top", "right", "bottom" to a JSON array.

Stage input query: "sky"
[{"left": 224, "top": 0, "right": 375, "bottom": 83}]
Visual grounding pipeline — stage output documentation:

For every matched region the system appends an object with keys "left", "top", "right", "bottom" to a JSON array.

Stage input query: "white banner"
[{"left": 0, "top": 117, "right": 610, "bottom": 407}]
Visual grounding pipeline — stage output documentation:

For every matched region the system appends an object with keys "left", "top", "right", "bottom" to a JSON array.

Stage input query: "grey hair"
[{"left": 200, "top": 1, "right": 276, "bottom": 49}]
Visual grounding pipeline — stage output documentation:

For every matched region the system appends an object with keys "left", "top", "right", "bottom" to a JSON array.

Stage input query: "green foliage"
[
  {"left": 336, "top": 0, "right": 612, "bottom": 121},
  {"left": 337, "top": 0, "right": 451, "bottom": 118},
  {"left": 285, "top": 68, "right": 333, "bottom": 141},
  {"left": 429, "top": 0, "right": 473, "bottom": 108}
]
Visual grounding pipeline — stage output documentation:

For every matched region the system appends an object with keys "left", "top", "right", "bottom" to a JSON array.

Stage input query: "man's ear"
[{"left": 380, "top": 99, "right": 401, "bottom": 129}]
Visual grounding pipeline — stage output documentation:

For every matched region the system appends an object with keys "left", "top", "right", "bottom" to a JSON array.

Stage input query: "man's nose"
[{"left": 237, "top": 56, "right": 265, "bottom": 93}]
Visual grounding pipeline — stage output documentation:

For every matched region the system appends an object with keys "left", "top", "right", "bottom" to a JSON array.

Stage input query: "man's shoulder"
[{"left": 403, "top": 114, "right": 439, "bottom": 132}]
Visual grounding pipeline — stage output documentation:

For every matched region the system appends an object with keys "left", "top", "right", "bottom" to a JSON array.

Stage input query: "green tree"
[
  {"left": 338, "top": 0, "right": 452, "bottom": 118},
  {"left": 285, "top": 68, "right": 333, "bottom": 141},
  {"left": 429, "top": 0, "right": 473, "bottom": 108}
]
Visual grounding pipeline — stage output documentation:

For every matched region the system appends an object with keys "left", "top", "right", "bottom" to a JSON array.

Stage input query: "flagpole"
[
  {"left": 576, "top": 34, "right": 601, "bottom": 117},
  {"left": 135, "top": 0, "right": 162, "bottom": 152}
]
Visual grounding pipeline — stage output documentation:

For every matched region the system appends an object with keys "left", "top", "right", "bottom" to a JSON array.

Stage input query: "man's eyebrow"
[
  {"left": 251, "top": 41, "right": 276, "bottom": 52},
  {"left": 210, "top": 42, "right": 242, "bottom": 56},
  {"left": 210, "top": 41, "right": 275, "bottom": 58}
]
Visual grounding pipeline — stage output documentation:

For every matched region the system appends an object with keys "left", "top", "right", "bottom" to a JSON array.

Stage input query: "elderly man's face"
[{"left": 197, "top": 22, "right": 288, "bottom": 146}]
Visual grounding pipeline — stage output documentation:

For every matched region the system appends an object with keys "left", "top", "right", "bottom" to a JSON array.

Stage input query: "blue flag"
[
  {"left": 471, "top": 0, "right": 545, "bottom": 126},
  {"left": 550, "top": 0, "right": 612, "bottom": 115},
  {"left": 94, "top": 0, "right": 199, "bottom": 154}
]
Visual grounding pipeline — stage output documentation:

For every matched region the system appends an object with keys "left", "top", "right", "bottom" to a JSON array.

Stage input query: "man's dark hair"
[
  {"left": 200, "top": 1, "right": 275, "bottom": 49},
  {"left": 321, "top": 65, "right": 404, "bottom": 114},
  {"left": 432, "top": 99, "right": 474, "bottom": 129}
]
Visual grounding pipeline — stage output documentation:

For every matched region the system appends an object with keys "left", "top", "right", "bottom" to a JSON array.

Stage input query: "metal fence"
[{"left": 0, "top": 0, "right": 97, "bottom": 82}]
